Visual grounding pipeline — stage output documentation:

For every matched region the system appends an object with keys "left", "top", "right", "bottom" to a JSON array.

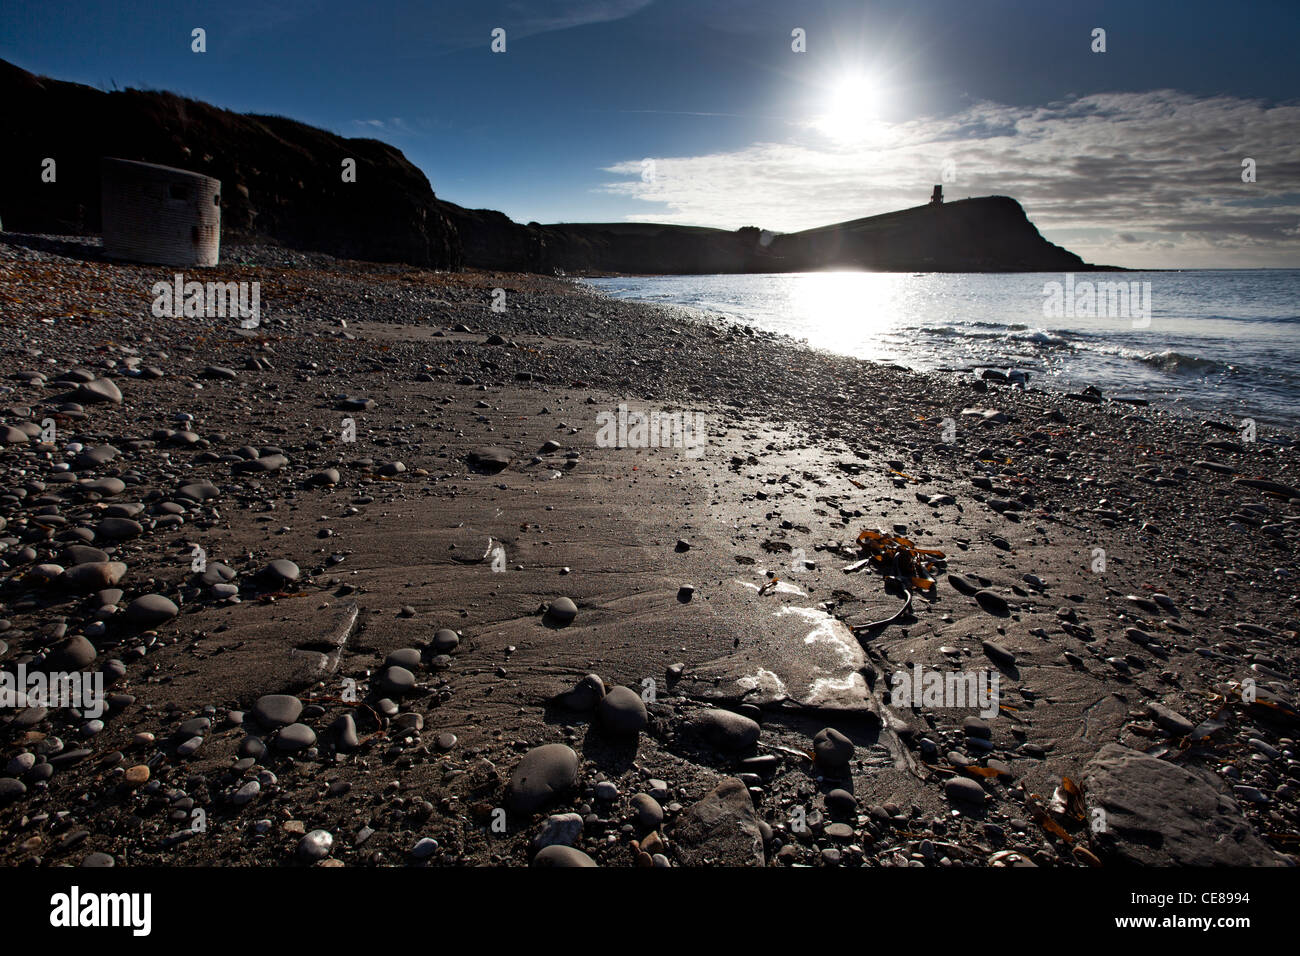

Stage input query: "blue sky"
[{"left": 4, "top": 0, "right": 1299, "bottom": 267}]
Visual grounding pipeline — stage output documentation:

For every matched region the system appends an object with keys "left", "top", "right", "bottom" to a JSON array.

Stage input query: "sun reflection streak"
[{"left": 782, "top": 271, "right": 916, "bottom": 361}]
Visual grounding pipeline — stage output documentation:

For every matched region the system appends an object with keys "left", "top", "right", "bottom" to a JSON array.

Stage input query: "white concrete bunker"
[{"left": 101, "top": 157, "right": 221, "bottom": 266}]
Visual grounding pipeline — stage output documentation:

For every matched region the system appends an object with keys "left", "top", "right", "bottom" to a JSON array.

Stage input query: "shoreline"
[
  {"left": 578, "top": 272, "right": 1300, "bottom": 437},
  {"left": 1, "top": 233, "right": 1297, "bottom": 868}
]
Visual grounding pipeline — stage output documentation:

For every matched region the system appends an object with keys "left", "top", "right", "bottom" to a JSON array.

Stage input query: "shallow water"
[{"left": 584, "top": 270, "right": 1300, "bottom": 431}]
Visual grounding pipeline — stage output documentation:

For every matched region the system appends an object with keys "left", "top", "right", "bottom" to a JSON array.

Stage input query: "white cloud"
[{"left": 601, "top": 90, "right": 1300, "bottom": 268}]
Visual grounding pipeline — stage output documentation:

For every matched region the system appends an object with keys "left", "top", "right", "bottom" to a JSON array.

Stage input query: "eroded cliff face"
[
  {"left": 0, "top": 59, "right": 460, "bottom": 270},
  {"left": 1, "top": 57, "right": 1096, "bottom": 275}
]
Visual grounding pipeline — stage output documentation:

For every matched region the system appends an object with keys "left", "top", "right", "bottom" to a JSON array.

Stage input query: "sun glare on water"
[{"left": 785, "top": 271, "right": 910, "bottom": 360}]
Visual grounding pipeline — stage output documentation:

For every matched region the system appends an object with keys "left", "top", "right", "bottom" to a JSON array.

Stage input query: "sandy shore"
[{"left": 0, "top": 233, "right": 1297, "bottom": 868}]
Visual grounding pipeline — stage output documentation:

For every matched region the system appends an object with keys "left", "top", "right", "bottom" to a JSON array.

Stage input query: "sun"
[{"left": 813, "top": 73, "right": 882, "bottom": 142}]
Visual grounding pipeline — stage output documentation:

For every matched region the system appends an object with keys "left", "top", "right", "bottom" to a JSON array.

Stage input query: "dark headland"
[{"left": 0, "top": 58, "right": 1113, "bottom": 274}]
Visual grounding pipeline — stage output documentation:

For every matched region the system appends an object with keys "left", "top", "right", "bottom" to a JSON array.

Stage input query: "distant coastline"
[{"left": 2, "top": 58, "right": 1116, "bottom": 276}]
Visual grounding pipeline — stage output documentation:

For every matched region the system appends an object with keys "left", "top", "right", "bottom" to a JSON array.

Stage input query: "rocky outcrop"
[
  {"left": 0, "top": 58, "right": 459, "bottom": 269},
  {"left": 765, "top": 195, "right": 1092, "bottom": 272}
]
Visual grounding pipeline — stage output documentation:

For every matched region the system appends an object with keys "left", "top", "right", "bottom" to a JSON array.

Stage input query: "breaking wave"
[{"left": 1135, "top": 349, "right": 1231, "bottom": 375}]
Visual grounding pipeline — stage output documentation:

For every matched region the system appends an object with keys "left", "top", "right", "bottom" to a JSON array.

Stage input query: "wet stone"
[
  {"left": 975, "top": 589, "right": 1010, "bottom": 615},
  {"left": 80, "top": 477, "right": 126, "bottom": 496},
  {"left": 945, "top": 777, "right": 987, "bottom": 806},
  {"left": 674, "top": 777, "right": 764, "bottom": 866},
  {"left": 63, "top": 561, "right": 127, "bottom": 592},
  {"left": 74, "top": 445, "right": 120, "bottom": 469},
  {"left": 1146, "top": 702, "right": 1196, "bottom": 737},
  {"left": 233, "top": 781, "right": 261, "bottom": 806},
  {"left": 124, "top": 594, "right": 178, "bottom": 627},
  {"left": 947, "top": 572, "right": 980, "bottom": 595},
  {"left": 177, "top": 481, "right": 220, "bottom": 502},
  {"left": 48, "top": 636, "right": 97, "bottom": 670},
  {"left": 689, "top": 709, "right": 761, "bottom": 751},
  {"left": 385, "top": 647, "right": 421, "bottom": 670},
  {"left": 430, "top": 628, "right": 460, "bottom": 653},
  {"left": 545, "top": 597, "right": 578, "bottom": 626},
  {"left": 1084, "top": 743, "right": 1279, "bottom": 866},
  {"left": 532, "top": 845, "right": 596, "bottom": 867},
  {"left": 332, "top": 714, "right": 360, "bottom": 751},
  {"left": 0, "top": 778, "right": 27, "bottom": 802},
  {"left": 598, "top": 685, "right": 648, "bottom": 735},
  {"left": 260, "top": 559, "right": 300, "bottom": 587},
  {"left": 97, "top": 517, "right": 143, "bottom": 540},
  {"left": 198, "top": 563, "right": 237, "bottom": 587},
  {"left": 508, "top": 743, "right": 580, "bottom": 814},
  {"left": 595, "top": 781, "right": 618, "bottom": 800},
  {"left": 253, "top": 694, "right": 303, "bottom": 729},
  {"left": 63, "top": 545, "right": 110, "bottom": 565},
  {"left": 468, "top": 446, "right": 513, "bottom": 474},
  {"left": 981, "top": 640, "right": 1017, "bottom": 667},
  {"left": 826, "top": 789, "right": 857, "bottom": 816},
  {"left": 533, "top": 812, "right": 584, "bottom": 850},
  {"left": 73, "top": 379, "right": 123, "bottom": 405},
  {"left": 630, "top": 793, "right": 664, "bottom": 829},
  {"left": 275, "top": 723, "right": 317, "bottom": 752},
  {"left": 813, "top": 727, "right": 855, "bottom": 769},
  {"left": 379, "top": 665, "right": 416, "bottom": 696},
  {"left": 234, "top": 454, "right": 288, "bottom": 474},
  {"left": 6, "top": 753, "right": 35, "bottom": 776},
  {"left": 297, "top": 829, "right": 333, "bottom": 862}
]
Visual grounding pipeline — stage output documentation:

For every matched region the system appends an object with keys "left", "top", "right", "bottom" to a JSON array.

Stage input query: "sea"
[{"left": 582, "top": 270, "right": 1300, "bottom": 432}]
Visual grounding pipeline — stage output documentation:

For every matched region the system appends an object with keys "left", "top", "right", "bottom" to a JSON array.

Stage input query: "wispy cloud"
[
  {"left": 382, "top": 0, "right": 656, "bottom": 60},
  {"left": 602, "top": 90, "right": 1300, "bottom": 268},
  {"left": 503, "top": 0, "right": 654, "bottom": 37},
  {"left": 351, "top": 117, "right": 412, "bottom": 134}
]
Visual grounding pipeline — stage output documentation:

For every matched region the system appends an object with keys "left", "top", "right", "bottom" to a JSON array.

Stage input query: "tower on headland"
[{"left": 930, "top": 184, "right": 943, "bottom": 205}]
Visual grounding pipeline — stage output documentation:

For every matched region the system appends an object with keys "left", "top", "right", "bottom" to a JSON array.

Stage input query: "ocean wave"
[
  {"left": 1135, "top": 350, "right": 1231, "bottom": 375},
  {"left": 917, "top": 325, "right": 1071, "bottom": 346}
]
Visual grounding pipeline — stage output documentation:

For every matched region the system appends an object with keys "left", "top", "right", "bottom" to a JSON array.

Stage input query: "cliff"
[{"left": 0, "top": 59, "right": 460, "bottom": 269}]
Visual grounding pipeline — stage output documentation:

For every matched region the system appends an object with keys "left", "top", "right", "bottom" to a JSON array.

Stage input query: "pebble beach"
[{"left": 1, "top": 232, "right": 1297, "bottom": 868}]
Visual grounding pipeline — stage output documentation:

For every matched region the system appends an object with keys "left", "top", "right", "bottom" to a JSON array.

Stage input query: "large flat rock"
[
  {"left": 672, "top": 777, "right": 765, "bottom": 867},
  {"left": 1083, "top": 744, "right": 1283, "bottom": 866}
]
